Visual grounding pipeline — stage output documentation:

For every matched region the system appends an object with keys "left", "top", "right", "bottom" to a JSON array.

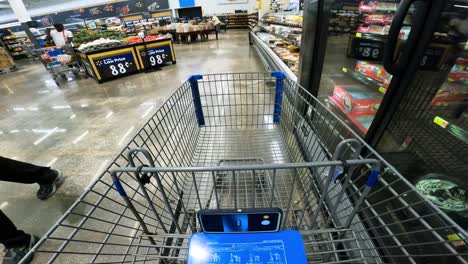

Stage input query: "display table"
[
  {"left": 173, "top": 30, "right": 219, "bottom": 44},
  {"left": 76, "top": 38, "right": 176, "bottom": 83}
]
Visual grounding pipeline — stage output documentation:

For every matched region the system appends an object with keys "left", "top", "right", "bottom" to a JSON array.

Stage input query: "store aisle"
[{"left": 0, "top": 30, "right": 262, "bottom": 244}]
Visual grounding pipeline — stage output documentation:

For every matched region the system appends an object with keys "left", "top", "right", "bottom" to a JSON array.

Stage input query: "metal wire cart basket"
[{"left": 25, "top": 73, "right": 467, "bottom": 263}]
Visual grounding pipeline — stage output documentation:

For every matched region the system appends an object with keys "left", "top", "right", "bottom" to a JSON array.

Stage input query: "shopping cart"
[
  {"left": 22, "top": 73, "right": 467, "bottom": 264},
  {"left": 36, "top": 45, "right": 84, "bottom": 86}
]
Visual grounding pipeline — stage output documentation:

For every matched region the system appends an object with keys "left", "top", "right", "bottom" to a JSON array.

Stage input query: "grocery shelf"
[
  {"left": 341, "top": 67, "right": 387, "bottom": 94},
  {"left": 260, "top": 20, "right": 302, "bottom": 28},
  {"left": 250, "top": 32, "right": 297, "bottom": 82},
  {"left": 259, "top": 26, "right": 300, "bottom": 47}
]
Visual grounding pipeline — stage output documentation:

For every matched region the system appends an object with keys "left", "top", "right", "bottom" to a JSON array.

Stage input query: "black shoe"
[
  {"left": 37, "top": 169, "right": 65, "bottom": 200},
  {"left": 2, "top": 235, "right": 39, "bottom": 264}
]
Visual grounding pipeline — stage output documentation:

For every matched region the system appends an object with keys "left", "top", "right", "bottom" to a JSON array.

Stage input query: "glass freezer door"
[
  {"left": 375, "top": 1, "right": 468, "bottom": 228},
  {"left": 316, "top": 0, "right": 414, "bottom": 136}
]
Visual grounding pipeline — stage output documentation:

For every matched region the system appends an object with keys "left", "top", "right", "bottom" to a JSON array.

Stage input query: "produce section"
[{"left": 76, "top": 37, "right": 175, "bottom": 83}]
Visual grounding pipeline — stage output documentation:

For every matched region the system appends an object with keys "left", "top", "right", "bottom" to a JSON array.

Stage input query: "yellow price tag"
[
  {"left": 342, "top": 67, "right": 348, "bottom": 72},
  {"left": 378, "top": 87, "right": 386, "bottom": 94},
  {"left": 434, "top": 116, "right": 449, "bottom": 128},
  {"left": 356, "top": 33, "right": 362, "bottom": 38},
  {"left": 447, "top": 234, "right": 465, "bottom": 247}
]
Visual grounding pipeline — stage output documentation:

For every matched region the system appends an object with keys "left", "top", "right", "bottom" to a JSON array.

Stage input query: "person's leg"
[
  {"left": 0, "top": 156, "right": 64, "bottom": 200},
  {"left": 0, "top": 210, "right": 30, "bottom": 249},
  {"left": 1, "top": 210, "right": 38, "bottom": 264},
  {"left": 0, "top": 156, "right": 55, "bottom": 185}
]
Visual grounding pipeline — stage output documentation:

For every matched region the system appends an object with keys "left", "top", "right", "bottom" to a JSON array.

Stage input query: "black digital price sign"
[
  {"left": 135, "top": 40, "right": 175, "bottom": 69},
  {"left": 348, "top": 35, "right": 384, "bottom": 61},
  {"left": 90, "top": 49, "right": 139, "bottom": 81},
  {"left": 419, "top": 44, "right": 450, "bottom": 70},
  {"left": 139, "top": 45, "right": 173, "bottom": 68}
]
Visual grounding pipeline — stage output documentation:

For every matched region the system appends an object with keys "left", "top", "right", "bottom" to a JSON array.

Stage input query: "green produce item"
[{"left": 74, "top": 29, "right": 123, "bottom": 46}]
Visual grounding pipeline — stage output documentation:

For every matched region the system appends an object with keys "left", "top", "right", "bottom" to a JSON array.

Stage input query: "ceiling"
[
  {"left": 0, "top": 0, "right": 89, "bottom": 20},
  {"left": 0, "top": 0, "right": 69, "bottom": 9}
]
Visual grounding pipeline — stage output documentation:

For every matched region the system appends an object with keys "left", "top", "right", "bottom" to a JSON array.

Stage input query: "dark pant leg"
[
  {"left": 0, "top": 156, "right": 55, "bottom": 185},
  {"left": 0, "top": 210, "right": 30, "bottom": 248}
]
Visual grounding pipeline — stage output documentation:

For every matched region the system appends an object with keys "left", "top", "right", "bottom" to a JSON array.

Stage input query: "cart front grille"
[{"left": 26, "top": 73, "right": 468, "bottom": 264}]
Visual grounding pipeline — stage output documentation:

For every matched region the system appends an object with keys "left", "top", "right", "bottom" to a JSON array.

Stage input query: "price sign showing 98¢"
[
  {"left": 141, "top": 45, "right": 173, "bottom": 68},
  {"left": 349, "top": 37, "right": 384, "bottom": 61}
]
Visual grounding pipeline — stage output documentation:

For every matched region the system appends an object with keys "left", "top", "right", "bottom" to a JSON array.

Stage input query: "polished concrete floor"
[{"left": 0, "top": 29, "right": 263, "bottom": 259}]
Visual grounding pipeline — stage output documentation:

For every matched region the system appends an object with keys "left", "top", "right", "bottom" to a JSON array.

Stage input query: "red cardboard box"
[
  {"left": 431, "top": 83, "right": 468, "bottom": 106},
  {"left": 447, "top": 57, "right": 468, "bottom": 85},
  {"left": 329, "top": 85, "right": 382, "bottom": 115},
  {"left": 355, "top": 61, "right": 392, "bottom": 87}
]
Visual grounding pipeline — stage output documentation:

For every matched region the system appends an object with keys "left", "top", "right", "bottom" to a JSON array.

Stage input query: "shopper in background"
[
  {"left": 50, "top": 24, "right": 73, "bottom": 47},
  {"left": 212, "top": 16, "right": 221, "bottom": 33},
  {"left": 43, "top": 28, "right": 54, "bottom": 47},
  {"left": 0, "top": 156, "right": 65, "bottom": 264}
]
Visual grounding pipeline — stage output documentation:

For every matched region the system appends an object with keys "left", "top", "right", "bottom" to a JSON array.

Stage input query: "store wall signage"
[
  {"left": 179, "top": 0, "right": 196, "bottom": 8},
  {"left": 31, "top": 0, "right": 170, "bottom": 27},
  {"left": 348, "top": 36, "right": 384, "bottom": 61},
  {"left": 89, "top": 48, "right": 140, "bottom": 81}
]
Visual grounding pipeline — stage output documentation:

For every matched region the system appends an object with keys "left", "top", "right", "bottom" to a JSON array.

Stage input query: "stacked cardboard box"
[{"left": 0, "top": 47, "right": 15, "bottom": 69}]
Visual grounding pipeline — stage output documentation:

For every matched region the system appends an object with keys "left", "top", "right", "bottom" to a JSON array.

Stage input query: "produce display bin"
[{"left": 75, "top": 38, "right": 176, "bottom": 83}]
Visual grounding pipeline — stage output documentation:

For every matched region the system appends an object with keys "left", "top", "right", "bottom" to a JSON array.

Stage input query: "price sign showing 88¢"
[{"left": 93, "top": 52, "right": 139, "bottom": 81}]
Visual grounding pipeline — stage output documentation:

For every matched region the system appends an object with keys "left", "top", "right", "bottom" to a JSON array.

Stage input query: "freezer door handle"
[{"left": 383, "top": 0, "right": 429, "bottom": 75}]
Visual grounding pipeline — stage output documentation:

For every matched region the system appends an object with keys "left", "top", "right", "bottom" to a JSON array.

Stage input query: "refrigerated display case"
[
  {"left": 299, "top": 0, "right": 468, "bottom": 260},
  {"left": 314, "top": 0, "right": 411, "bottom": 135},
  {"left": 372, "top": 1, "right": 468, "bottom": 229},
  {"left": 250, "top": 11, "right": 302, "bottom": 80}
]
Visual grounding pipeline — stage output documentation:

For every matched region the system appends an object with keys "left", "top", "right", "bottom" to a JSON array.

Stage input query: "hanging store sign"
[{"left": 30, "top": 0, "right": 170, "bottom": 27}]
